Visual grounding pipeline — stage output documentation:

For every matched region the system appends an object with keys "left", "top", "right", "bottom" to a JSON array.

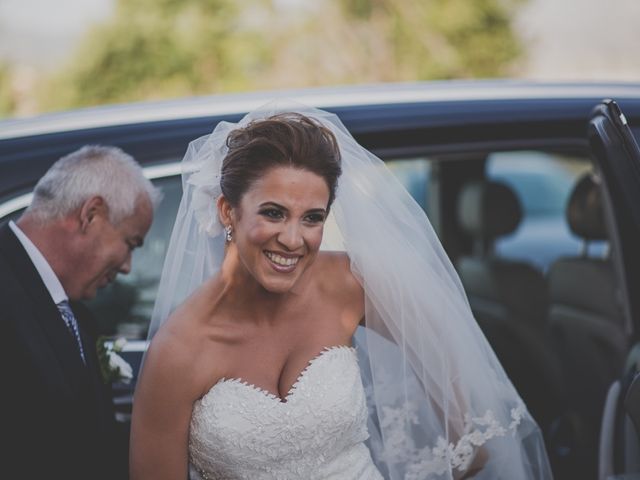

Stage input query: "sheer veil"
[{"left": 148, "top": 101, "right": 553, "bottom": 479}]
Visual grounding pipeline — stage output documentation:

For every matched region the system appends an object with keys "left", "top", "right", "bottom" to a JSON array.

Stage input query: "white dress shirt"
[{"left": 8, "top": 220, "right": 68, "bottom": 305}]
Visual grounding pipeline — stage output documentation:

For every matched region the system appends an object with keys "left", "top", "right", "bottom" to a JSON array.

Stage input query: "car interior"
[
  {"left": 395, "top": 147, "right": 637, "bottom": 480},
  {"left": 455, "top": 178, "right": 565, "bottom": 439},
  {"left": 547, "top": 173, "right": 628, "bottom": 477}
]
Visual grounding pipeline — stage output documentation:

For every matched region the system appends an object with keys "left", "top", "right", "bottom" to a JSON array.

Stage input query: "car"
[{"left": 2, "top": 80, "right": 640, "bottom": 480}]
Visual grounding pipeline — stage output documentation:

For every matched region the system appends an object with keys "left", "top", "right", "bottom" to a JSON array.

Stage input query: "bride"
[{"left": 129, "top": 104, "right": 553, "bottom": 480}]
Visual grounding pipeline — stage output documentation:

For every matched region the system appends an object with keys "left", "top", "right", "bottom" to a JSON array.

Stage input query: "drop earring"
[{"left": 224, "top": 225, "right": 233, "bottom": 243}]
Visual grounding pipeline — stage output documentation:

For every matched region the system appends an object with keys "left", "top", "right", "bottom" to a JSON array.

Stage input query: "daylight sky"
[
  {"left": 1, "top": 0, "right": 639, "bottom": 80},
  {"left": 516, "top": 0, "right": 640, "bottom": 80},
  {"left": 0, "top": 0, "right": 112, "bottom": 68}
]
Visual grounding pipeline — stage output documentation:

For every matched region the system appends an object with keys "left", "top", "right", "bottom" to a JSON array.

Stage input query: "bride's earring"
[{"left": 224, "top": 225, "right": 233, "bottom": 243}]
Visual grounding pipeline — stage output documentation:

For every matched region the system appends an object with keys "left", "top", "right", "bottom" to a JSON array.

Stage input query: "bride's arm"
[{"left": 129, "top": 326, "right": 204, "bottom": 480}]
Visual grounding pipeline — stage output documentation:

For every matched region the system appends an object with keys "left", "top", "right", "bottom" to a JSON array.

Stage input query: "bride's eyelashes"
[
  {"left": 258, "top": 207, "right": 326, "bottom": 225},
  {"left": 303, "top": 211, "right": 326, "bottom": 224},
  {"left": 259, "top": 207, "right": 284, "bottom": 220}
]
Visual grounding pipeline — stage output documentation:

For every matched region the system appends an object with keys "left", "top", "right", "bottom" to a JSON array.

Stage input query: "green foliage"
[
  {"left": 39, "top": 0, "right": 525, "bottom": 112},
  {"left": 335, "top": 0, "right": 523, "bottom": 80},
  {"left": 43, "top": 0, "right": 267, "bottom": 110}
]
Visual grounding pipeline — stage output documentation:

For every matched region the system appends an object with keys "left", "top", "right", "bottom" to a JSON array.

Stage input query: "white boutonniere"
[{"left": 97, "top": 336, "right": 134, "bottom": 384}]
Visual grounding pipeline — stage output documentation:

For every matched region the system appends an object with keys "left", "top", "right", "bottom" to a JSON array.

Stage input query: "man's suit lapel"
[{"left": 0, "top": 225, "right": 90, "bottom": 398}]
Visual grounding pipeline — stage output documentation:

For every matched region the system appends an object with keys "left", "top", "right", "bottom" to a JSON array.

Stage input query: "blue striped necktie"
[{"left": 57, "top": 300, "right": 86, "bottom": 364}]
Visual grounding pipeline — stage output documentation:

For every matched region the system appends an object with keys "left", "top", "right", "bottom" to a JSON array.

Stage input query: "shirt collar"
[{"left": 9, "top": 220, "right": 69, "bottom": 305}]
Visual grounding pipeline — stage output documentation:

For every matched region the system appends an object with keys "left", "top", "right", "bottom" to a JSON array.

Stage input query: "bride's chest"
[
  {"left": 189, "top": 346, "right": 369, "bottom": 459},
  {"left": 211, "top": 314, "right": 355, "bottom": 401}
]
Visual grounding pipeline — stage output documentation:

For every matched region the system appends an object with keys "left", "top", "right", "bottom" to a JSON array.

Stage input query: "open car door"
[
  {"left": 589, "top": 99, "right": 640, "bottom": 480},
  {"left": 589, "top": 100, "right": 640, "bottom": 335}
]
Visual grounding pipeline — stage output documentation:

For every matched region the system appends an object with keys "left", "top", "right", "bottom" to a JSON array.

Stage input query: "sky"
[
  {"left": 0, "top": 0, "right": 639, "bottom": 80},
  {"left": 515, "top": 0, "right": 640, "bottom": 80},
  {"left": 0, "top": 0, "right": 113, "bottom": 69}
]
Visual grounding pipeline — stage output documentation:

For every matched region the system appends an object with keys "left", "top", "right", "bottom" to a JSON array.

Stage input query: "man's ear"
[
  {"left": 217, "top": 195, "right": 234, "bottom": 227},
  {"left": 79, "top": 196, "right": 108, "bottom": 232}
]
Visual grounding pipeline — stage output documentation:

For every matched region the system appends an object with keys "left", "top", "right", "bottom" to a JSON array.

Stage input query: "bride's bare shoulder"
[{"left": 141, "top": 279, "right": 229, "bottom": 397}]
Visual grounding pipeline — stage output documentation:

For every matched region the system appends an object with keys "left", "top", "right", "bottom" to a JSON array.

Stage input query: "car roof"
[
  {"left": 4, "top": 80, "right": 640, "bottom": 140},
  {"left": 3, "top": 80, "right": 640, "bottom": 205}
]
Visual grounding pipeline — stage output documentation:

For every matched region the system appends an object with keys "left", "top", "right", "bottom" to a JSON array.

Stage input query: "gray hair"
[{"left": 27, "top": 145, "right": 161, "bottom": 224}]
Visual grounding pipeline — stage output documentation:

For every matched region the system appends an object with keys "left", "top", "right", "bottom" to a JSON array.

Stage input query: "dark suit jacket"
[{"left": 0, "top": 223, "right": 125, "bottom": 479}]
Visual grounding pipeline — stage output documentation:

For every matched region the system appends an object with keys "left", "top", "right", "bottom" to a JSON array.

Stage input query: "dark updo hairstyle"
[{"left": 220, "top": 113, "right": 342, "bottom": 209}]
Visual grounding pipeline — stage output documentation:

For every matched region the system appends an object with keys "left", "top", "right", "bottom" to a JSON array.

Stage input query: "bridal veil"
[{"left": 148, "top": 102, "right": 553, "bottom": 479}]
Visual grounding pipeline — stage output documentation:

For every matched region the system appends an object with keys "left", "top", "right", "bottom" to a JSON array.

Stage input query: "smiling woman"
[
  {"left": 218, "top": 167, "right": 329, "bottom": 293},
  {"left": 130, "top": 110, "right": 375, "bottom": 480},
  {"left": 129, "top": 103, "right": 553, "bottom": 480},
  {"left": 214, "top": 113, "right": 340, "bottom": 294}
]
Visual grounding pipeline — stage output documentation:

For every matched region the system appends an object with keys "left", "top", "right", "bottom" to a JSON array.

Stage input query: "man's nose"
[
  {"left": 277, "top": 222, "right": 304, "bottom": 251},
  {"left": 119, "top": 252, "right": 132, "bottom": 274}
]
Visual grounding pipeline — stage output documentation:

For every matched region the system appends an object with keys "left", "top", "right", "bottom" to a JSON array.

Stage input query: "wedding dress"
[{"left": 188, "top": 346, "right": 384, "bottom": 480}]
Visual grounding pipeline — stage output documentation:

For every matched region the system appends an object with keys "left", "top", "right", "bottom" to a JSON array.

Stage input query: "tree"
[
  {"left": 42, "top": 0, "right": 268, "bottom": 110},
  {"left": 40, "top": 0, "right": 525, "bottom": 111},
  {"left": 260, "top": 0, "right": 523, "bottom": 85}
]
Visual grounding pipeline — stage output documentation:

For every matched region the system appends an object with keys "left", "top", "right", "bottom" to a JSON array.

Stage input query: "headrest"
[
  {"left": 566, "top": 173, "right": 607, "bottom": 241},
  {"left": 457, "top": 180, "right": 522, "bottom": 239}
]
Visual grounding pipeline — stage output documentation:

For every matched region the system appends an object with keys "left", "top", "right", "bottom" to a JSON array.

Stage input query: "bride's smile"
[{"left": 264, "top": 250, "right": 301, "bottom": 271}]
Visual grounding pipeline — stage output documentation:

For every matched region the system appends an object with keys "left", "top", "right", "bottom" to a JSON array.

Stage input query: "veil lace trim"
[{"left": 405, "top": 402, "right": 526, "bottom": 478}]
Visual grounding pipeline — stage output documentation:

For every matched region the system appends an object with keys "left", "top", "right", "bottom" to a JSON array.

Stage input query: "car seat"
[
  {"left": 456, "top": 180, "right": 565, "bottom": 432},
  {"left": 547, "top": 172, "right": 628, "bottom": 480}
]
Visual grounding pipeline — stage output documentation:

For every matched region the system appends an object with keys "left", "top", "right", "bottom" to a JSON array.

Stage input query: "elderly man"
[{"left": 0, "top": 145, "right": 160, "bottom": 480}]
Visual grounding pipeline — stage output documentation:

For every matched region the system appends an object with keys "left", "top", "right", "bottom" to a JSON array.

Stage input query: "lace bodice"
[{"left": 189, "top": 346, "right": 383, "bottom": 480}]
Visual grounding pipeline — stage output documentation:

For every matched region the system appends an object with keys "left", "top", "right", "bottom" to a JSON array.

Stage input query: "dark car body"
[{"left": 3, "top": 80, "right": 640, "bottom": 480}]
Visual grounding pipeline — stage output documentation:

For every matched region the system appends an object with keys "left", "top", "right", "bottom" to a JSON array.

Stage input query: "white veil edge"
[{"left": 148, "top": 101, "right": 553, "bottom": 480}]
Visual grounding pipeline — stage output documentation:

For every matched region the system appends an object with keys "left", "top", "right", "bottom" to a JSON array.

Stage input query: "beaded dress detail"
[{"left": 189, "top": 346, "right": 383, "bottom": 480}]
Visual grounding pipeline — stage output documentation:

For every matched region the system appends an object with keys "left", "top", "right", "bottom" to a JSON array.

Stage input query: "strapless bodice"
[{"left": 189, "top": 346, "right": 383, "bottom": 479}]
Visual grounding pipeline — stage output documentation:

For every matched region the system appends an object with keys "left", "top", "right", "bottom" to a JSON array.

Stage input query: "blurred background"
[{"left": 0, "top": 0, "right": 639, "bottom": 119}]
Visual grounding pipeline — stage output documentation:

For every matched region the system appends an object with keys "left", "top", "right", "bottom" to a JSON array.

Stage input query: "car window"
[
  {"left": 386, "top": 158, "right": 431, "bottom": 211},
  {"left": 321, "top": 156, "right": 431, "bottom": 250},
  {"left": 486, "top": 150, "right": 607, "bottom": 272}
]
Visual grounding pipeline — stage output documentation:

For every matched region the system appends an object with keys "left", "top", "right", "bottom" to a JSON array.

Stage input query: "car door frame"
[
  {"left": 588, "top": 99, "right": 640, "bottom": 479},
  {"left": 588, "top": 99, "right": 640, "bottom": 337}
]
